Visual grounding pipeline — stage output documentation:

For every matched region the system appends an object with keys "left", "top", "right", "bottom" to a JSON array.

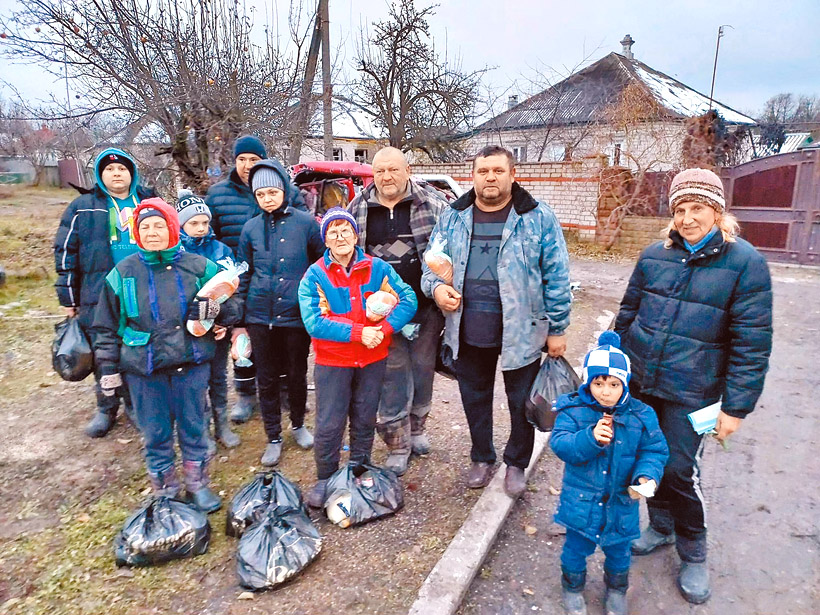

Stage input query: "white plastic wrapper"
[
  {"left": 186, "top": 261, "right": 249, "bottom": 337},
  {"left": 424, "top": 234, "right": 453, "bottom": 285}
]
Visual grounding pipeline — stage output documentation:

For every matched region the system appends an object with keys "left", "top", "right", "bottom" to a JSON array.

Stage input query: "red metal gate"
[{"left": 721, "top": 149, "right": 820, "bottom": 265}]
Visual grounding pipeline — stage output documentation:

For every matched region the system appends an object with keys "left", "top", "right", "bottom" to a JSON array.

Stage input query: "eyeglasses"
[{"left": 326, "top": 228, "right": 354, "bottom": 240}]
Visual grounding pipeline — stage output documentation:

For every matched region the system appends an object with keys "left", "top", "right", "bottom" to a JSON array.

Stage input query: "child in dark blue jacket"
[
  {"left": 550, "top": 332, "right": 668, "bottom": 615},
  {"left": 177, "top": 190, "right": 241, "bottom": 453}
]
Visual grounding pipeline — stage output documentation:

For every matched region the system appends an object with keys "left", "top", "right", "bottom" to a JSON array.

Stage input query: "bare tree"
[
  {"left": 345, "top": 0, "right": 486, "bottom": 160},
  {"left": 0, "top": 0, "right": 310, "bottom": 191},
  {"left": 0, "top": 100, "right": 57, "bottom": 185}
]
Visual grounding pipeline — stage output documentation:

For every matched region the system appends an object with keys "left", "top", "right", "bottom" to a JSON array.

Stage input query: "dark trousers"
[
  {"left": 313, "top": 360, "right": 387, "bottom": 480},
  {"left": 233, "top": 358, "right": 256, "bottom": 396},
  {"left": 634, "top": 389, "right": 707, "bottom": 561},
  {"left": 246, "top": 324, "right": 310, "bottom": 442},
  {"left": 84, "top": 319, "right": 130, "bottom": 416},
  {"left": 561, "top": 529, "right": 632, "bottom": 578},
  {"left": 125, "top": 363, "right": 210, "bottom": 475},
  {"left": 454, "top": 343, "right": 540, "bottom": 470},
  {"left": 209, "top": 336, "right": 230, "bottom": 411}
]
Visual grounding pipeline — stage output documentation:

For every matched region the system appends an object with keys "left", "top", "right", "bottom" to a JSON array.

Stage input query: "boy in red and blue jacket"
[{"left": 298, "top": 208, "right": 417, "bottom": 508}]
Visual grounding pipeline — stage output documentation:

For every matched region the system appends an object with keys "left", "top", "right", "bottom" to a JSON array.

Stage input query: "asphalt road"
[{"left": 458, "top": 261, "right": 820, "bottom": 615}]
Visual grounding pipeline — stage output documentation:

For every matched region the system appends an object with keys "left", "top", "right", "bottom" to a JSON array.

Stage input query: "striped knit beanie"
[
  {"left": 175, "top": 189, "right": 211, "bottom": 227},
  {"left": 668, "top": 168, "right": 725, "bottom": 214},
  {"left": 320, "top": 207, "right": 359, "bottom": 242}
]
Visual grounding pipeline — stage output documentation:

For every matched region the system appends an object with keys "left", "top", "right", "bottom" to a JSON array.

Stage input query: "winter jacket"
[
  {"left": 298, "top": 247, "right": 417, "bottom": 367},
  {"left": 180, "top": 228, "right": 235, "bottom": 269},
  {"left": 236, "top": 160, "right": 325, "bottom": 328},
  {"left": 550, "top": 389, "right": 669, "bottom": 546},
  {"left": 53, "top": 148, "right": 154, "bottom": 328},
  {"left": 92, "top": 241, "right": 241, "bottom": 377},
  {"left": 421, "top": 183, "right": 571, "bottom": 371},
  {"left": 206, "top": 166, "right": 306, "bottom": 251},
  {"left": 614, "top": 231, "right": 773, "bottom": 418}
]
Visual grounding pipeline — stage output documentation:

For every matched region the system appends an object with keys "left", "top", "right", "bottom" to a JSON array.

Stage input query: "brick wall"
[
  {"left": 411, "top": 157, "right": 606, "bottom": 241},
  {"left": 617, "top": 216, "right": 669, "bottom": 251}
]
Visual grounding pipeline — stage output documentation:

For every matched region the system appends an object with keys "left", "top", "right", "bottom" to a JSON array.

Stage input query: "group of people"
[{"left": 54, "top": 137, "right": 772, "bottom": 614}]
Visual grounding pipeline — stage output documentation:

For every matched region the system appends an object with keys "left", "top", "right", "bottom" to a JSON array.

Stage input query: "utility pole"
[
  {"left": 320, "top": 0, "right": 333, "bottom": 160},
  {"left": 289, "top": 1, "right": 322, "bottom": 166},
  {"left": 708, "top": 25, "right": 732, "bottom": 111}
]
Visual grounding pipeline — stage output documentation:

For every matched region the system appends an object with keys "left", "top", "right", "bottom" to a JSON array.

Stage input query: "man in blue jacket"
[
  {"left": 54, "top": 148, "right": 153, "bottom": 438},
  {"left": 421, "top": 145, "right": 571, "bottom": 498}
]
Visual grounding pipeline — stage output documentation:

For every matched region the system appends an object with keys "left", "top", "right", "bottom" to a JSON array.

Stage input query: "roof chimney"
[
  {"left": 508, "top": 94, "right": 519, "bottom": 110},
  {"left": 620, "top": 34, "right": 635, "bottom": 60}
]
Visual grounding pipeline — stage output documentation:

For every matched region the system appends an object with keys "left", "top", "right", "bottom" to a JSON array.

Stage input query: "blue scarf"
[{"left": 684, "top": 225, "right": 719, "bottom": 253}]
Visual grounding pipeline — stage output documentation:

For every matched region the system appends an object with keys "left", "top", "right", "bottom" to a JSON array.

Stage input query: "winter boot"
[
  {"left": 148, "top": 466, "right": 182, "bottom": 499},
  {"left": 410, "top": 412, "right": 431, "bottom": 456},
  {"left": 261, "top": 440, "right": 282, "bottom": 466},
  {"left": 291, "top": 426, "right": 314, "bottom": 450},
  {"left": 631, "top": 526, "right": 675, "bottom": 555},
  {"left": 677, "top": 561, "right": 711, "bottom": 604},
  {"left": 182, "top": 460, "right": 221, "bottom": 514},
  {"left": 230, "top": 393, "right": 257, "bottom": 424},
  {"left": 560, "top": 568, "right": 587, "bottom": 615},
  {"left": 378, "top": 415, "right": 411, "bottom": 476},
  {"left": 604, "top": 569, "right": 629, "bottom": 615},
  {"left": 213, "top": 404, "right": 240, "bottom": 448},
  {"left": 85, "top": 408, "right": 116, "bottom": 438},
  {"left": 206, "top": 435, "right": 217, "bottom": 459},
  {"left": 306, "top": 479, "right": 328, "bottom": 509}
]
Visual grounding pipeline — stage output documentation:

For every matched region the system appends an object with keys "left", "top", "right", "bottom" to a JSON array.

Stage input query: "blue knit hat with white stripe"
[
  {"left": 320, "top": 207, "right": 359, "bottom": 242},
  {"left": 581, "top": 331, "right": 631, "bottom": 403}
]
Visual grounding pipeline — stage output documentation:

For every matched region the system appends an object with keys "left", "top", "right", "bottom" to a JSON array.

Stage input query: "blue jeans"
[
  {"left": 125, "top": 363, "right": 210, "bottom": 475},
  {"left": 561, "top": 529, "right": 631, "bottom": 576},
  {"left": 313, "top": 360, "right": 386, "bottom": 480}
]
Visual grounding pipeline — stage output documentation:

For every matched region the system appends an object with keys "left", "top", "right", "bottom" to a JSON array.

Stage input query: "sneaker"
[
  {"left": 631, "top": 526, "right": 675, "bottom": 555},
  {"left": 261, "top": 440, "right": 282, "bottom": 466},
  {"left": 384, "top": 451, "right": 410, "bottom": 476},
  {"left": 291, "top": 426, "right": 314, "bottom": 450},
  {"left": 410, "top": 433, "right": 431, "bottom": 456}
]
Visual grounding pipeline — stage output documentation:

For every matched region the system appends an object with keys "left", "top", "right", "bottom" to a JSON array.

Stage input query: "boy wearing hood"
[
  {"left": 233, "top": 159, "right": 325, "bottom": 467},
  {"left": 54, "top": 148, "right": 154, "bottom": 438},
  {"left": 91, "top": 199, "right": 240, "bottom": 513},
  {"left": 550, "top": 332, "right": 668, "bottom": 615}
]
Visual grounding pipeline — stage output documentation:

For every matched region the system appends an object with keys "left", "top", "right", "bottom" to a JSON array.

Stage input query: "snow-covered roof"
[{"left": 751, "top": 132, "right": 811, "bottom": 157}]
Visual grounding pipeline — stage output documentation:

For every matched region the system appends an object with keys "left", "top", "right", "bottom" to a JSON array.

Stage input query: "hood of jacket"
[
  {"left": 449, "top": 182, "right": 539, "bottom": 215},
  {"left": 133, "top": 198, "right": 181, "bottom": 252},
  {"left": 181, "top": 226, "right": 216, "bottom": 249},
  {"left": 246, "top": 158, "right": 298, "bottom": 217},
  {"left": 94, "top": 148, "right": 139, "bottom": 199}
]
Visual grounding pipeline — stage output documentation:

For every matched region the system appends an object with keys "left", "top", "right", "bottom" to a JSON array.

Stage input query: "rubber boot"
[
  {"left": 560, "top": 568, "right": 587, "bottom": 615},
  {"left": 410, "top": 412, "right": 431, "bottom": 456},
  {"left": 182, "top": 460, "right": 221, "bottom": 514},
  {"left": 306, "top": 479, "right": 328, "bottom": 509},
  {"left": 677, "top": 561, "right": 711, "bottom": 604},
  {"left": 85, "top": 408, "right": 116, "bottom": 438},
  {"left": 148, "top": 466, "right": 182, "bottom": 499},
  {"left": 604, "top": 569, "right": 629, "bottom": 615},
  {"left": 631, "top": 526, "right": 675, "bottom": 555},
  {"left": 378, "top": 415, "right": 411, "bottom": 476},
  {"left": 230, "top": 393, "right": 257, "bottom": 424},
  {"left": 213, "top": 404, "right": 240, "bottom": 448}
]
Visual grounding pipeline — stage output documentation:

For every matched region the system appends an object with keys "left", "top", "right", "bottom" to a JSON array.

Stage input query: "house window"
[
  {"left": 512, "top": 146, "right": 527, "bottom": 162},
  {"left": 613, "top": 143, "right": 622, "bottom": 166},
  {"left": 332, "top": 148, "right": 343, "bottom": 161},
  {"left": 354, "top": 148, "right": 368, "bottom": 163}
]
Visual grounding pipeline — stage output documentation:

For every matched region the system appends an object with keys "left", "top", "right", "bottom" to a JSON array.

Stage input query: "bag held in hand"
[
  {"left": 226, "top": 471, "right": 305, "bottom": 538},
  {"left": 186, "top": 261, "right": 249, "bottom": 337},
  {"left": 323, "top": 463, "right": 404, "bottom": 528},
  {"left": 525, "top": 356, "right": 582, "bottom": 432},
  {"left": 52, "top": 316, "right": 94, "bottom": 382}
]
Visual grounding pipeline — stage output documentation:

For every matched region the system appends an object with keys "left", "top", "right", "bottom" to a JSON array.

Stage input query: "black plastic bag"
[
  {"left": 114, "top": 496, "right": 211, "bottom": 567},
  {"left": 435, "top": 334, "right": 456, "bottom": 380},
  {"left": 323, "top": 463, "right": 404, "bottom": 528},
  {"left": 52, "top": 317, "right": 93, "bottom": 381},
  {"left": 525, "top": 356, "right": 582, "bottom": 432},
  {"left": 236, "top": 505, "right": 323, "bottom": 590},
  {"left": 226, "top": 471, "right": 305, "bottom": 538}
]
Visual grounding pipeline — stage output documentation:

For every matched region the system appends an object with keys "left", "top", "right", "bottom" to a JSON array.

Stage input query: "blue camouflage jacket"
[{"left": 420, "top": 183, "right": 571, "bottom": 371}]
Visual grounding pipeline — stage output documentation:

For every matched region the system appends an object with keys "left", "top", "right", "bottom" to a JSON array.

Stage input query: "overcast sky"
[{"left": 1, "top": 0, "right": 818, "bottom": 119}]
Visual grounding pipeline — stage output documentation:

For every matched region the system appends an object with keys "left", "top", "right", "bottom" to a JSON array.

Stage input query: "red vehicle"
[{"left": 290, "top": 161, "right": 374, "bottom": 216}]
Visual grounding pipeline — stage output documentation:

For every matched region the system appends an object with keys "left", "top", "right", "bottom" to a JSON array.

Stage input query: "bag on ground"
[
  {"left": 525, "top": 356, "right": 582, "bottom": 432},
  {"left": 114, "top": 496, "right": 210, "bottom": 567},
  {"left": 226, "top": 471, "right": 305, "bottom": 538},
  {"left": 52, "top": 316, "right": 93, "bottom": 381},
  {"left": 186, "top": 261, "right": 249, "bottom": 336},
  {"left": 435, "top": 334, "right": 457, "bottom": 380},
  {"left": 236, "top": 504, "right": 322, "bottom": 590},
  {"left": 323, "top": 463, "right": 404, "bottom": 528}
]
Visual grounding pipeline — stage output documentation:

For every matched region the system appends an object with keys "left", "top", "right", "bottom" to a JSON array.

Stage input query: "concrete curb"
[{"left": 408, "top": 429, "right": 551, "bottom": 615}]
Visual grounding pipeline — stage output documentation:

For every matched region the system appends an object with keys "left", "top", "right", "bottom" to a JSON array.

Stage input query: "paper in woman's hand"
[{"left": 628, "top": 479, "right": 657, "bottom": 500}]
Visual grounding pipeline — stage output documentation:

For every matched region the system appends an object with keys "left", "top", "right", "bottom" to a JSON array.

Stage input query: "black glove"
[{"left": 186, "top": 297, "right": 221, "bottom": 321}]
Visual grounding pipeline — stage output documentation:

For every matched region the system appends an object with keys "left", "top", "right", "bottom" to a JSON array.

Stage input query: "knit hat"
[
  {"left": 233, "top": 135, "right": 267, "bottom": 160},
  {"left": 250, "top": 166, "right": 285, "bottom": 194},
  {"left": 97, "top": 151, "right": 135, "bottom": 178},
  {"left": 668, "top": 168, "right": 725, "bottom": 213},
  {"left": 133, "top": 198, "right": 180, "bottom": 250},
  {"left": 175, "top": 189, "right": 212, "bottom": 227},
  {"left": 320, "top": 207, "right": 359, "bottom": 242},
  {"left": 582, "top": 331, "right": 631, "bottom": 397}
]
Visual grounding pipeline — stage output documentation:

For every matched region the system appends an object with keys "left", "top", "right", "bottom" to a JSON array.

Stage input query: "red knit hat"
[
  {"left": 668, "top": 168, "right": 725, "bottom": 214},
  {"left": 133, "top": 198, "right": 180, "bottom": 249}
]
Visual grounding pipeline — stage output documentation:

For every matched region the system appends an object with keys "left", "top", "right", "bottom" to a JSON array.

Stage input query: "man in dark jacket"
[
  {"left": 346, "top": 146, "right": 447, "bottom": 475},
  {"left": 53, "top": 148, "right": 153, "bottom": 437},
  {"left": 615, "top": 168, "right": 773, "bottom": 604}
]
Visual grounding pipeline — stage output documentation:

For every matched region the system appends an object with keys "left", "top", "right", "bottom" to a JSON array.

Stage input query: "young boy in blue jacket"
[
  {"left": 550, "top": 332, "right": 668, "bottom": 615},
  {"left": 176, "top": 190, "right": 241, "bottom": 453}
]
